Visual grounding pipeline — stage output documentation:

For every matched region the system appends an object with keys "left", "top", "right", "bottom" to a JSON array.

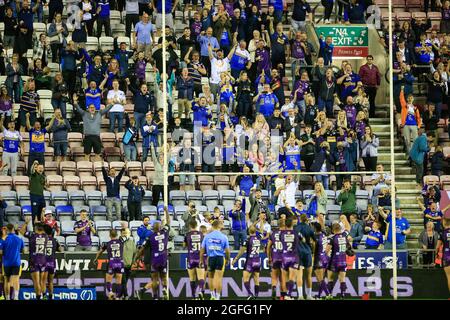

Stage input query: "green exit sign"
[{"left": 315, "top": 25, "right": 369, "bottom": 57}]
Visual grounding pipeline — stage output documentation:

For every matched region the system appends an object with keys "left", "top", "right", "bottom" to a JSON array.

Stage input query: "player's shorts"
[
  {"left": 2, "top": 266, "right": 21, "bottom": 277},
  {"left": 107, "top": 261, "right": 125, "bottom": 275},
  {"left": 282, "top": 256, "right": 299, "bottom": 270},
  {"left": 45, "top": 262, "right": 56, "bottom": 275},
  {"left": 151, "top": 259, "right": 168, "bottom": 273},
  {"left": 271, "top": 258, "right": 283, "bottom": 270},
  {"left": 29, "top": 261, "right": 46, "bottom": 273},
  {"left": 244, "top": 259, "right": 261, "bottom": 273},
  {"left": 313, "top": 255, "right": 330, "bottom": 270},
  {"left": 328, "top": 262, "right": 347, "bottom": 273},
  {"left": 187, "top": 258, "right": 200, "bottom": 269},
  {"left": 207, "top": 256, "right": 225, "bottom": 272},
  {"left": 299, "top": 252, "right": 312, "bottom": 269}
]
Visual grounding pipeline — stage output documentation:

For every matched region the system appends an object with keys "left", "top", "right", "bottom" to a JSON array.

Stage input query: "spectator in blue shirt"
[
  {"left": 197, "top": 27, "right": 220, "bottom": 74},
  {"left": 344, "top": 0, "right": 366, "bottom": 24},
  {"left": 269, "top": 0, "right": 284, "bottom": 22},
  {"left": 319, "top": 35, "right": 334, "bottom": 66},
  {"left": 365, "top": 221, "right": 384, "bottom": 249},
  {"left": 379, "top": 209, "right": 411, "bottom": 249},
  {"left": 418, "top": 201, "right": 443, "bottom": 232},
  {"left": 192, "top": 97, "right": 212, "bottom": 128},
  {"left": 228, "top": 200, "right": 247, "bottom": 250},
  {"left": 253, "top": 84, "right": 279, "bottom": 119},
  {"left": 25, "top": 112, "right": 55, "bottom": 172},
  {"left": 153, "top": 0, "right": 177, "bottom": 29},
  {"left": 0, "top": 224, "right": 24, "bottom": 300},
  {"left": 137, "top": 216, "right": 153, "bottom": 246},
  {"left": 336, "top": 63, "right": 363, "bottom": 100},
  {"left": 96, "top": 0, "right": 111, "bottom": 37}
]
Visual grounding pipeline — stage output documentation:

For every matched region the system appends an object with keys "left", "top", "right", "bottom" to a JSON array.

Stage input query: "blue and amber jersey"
[{"left": 29, "top": 128, "right": 47, "bottom": 153}]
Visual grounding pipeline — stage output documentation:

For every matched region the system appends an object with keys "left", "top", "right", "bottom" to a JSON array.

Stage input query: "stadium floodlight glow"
[{"left": 388, "top": 0, "right": 398, "bottom": 301}]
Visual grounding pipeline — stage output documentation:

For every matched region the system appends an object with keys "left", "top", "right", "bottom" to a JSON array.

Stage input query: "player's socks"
[
  {"left": 216, "top": 291, "right": 221, "bottom": 300},
  {"left": 190, "top": 281, "right": 197, "bottom": 298},
  {"left": 106, "top": 282, "right": 112, "bottom": 296},
  {"left": 0, "top": 282, "right": 4, "bottom": 297},
  {"left": 210, "top": 291, "right": 216, "bottom": 300},
  {"left": 48, "top": 294, "right": 53, "bottom": 300},
  {"left": 244, "top": 281, "right": 253, "bottom": 296},
  {"left": 116, "top": 284, "right": 123, "bottom": 299},
  {"left": 271, "top": 286, "right": 277, "bottom": 299},
  {"left": 198, "top": 279, "right": 205, "bottom": 294},
  {"left": 287, "top": 281, "right": 294, "bottom": 297},
  {"left": 36, "top": 294, "right": 41, "bottom": 300},
  {"left": 327, "top": 281, "right": 334, "bottom": 296},
  {"left": 340, "top": 282, "right": 347, "bottom": 297},
  {"left": 14, "top": 290, "right": 19, "bottom": 300},
  {"left": 318, "top": 281, "right": 326, "bottom": 297},
  {"left": 305, "top": 287, "right": 312, "bottom": 299},
  {"left": 297, "top": 286, "right": 303, "bottom": 299},
  {"left": 9, "top": 287, "right": 14, "bottom": 300},
  {"left": 255, "top": 285, "right": 260, "bottom": 297}
]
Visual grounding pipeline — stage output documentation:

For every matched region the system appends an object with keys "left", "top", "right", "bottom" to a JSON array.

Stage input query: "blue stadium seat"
[
  {"left": 1, "top": 191, "right": 17, "bottom": 206},
  {"left": 95, "top": 220, "right": 112, "bottom": 238},
  {"left": 69, "top": 190, "right": 86, "bottom": 207},
  {"left": 56, "top": 205, "right": 74, "bottom": 222},
  {"left": 295, "top": 190, "right": 303, "bottom": 201},
  {"left": 142, "top": 205, "right": 158, "bottom": 220},
  {"left": 18, "top": 191, "right": 31, "bottom": 206},
  {"left": 86, "top": 191, "right": 103, "bottom": 207},
  {"left": 142, "top": 191, "right": 153, "bottom": 206},
  {"left": 219, "top": 190, "right": 236, "bottom": 209},
  {"left": 186, "top": 190, "right": 203, "bottom": 207},
  {"left": 129, "top": 220, "right": 141, "bottom": 232},
  {"left": 91, "top": 236, "right": 100, "bottom": 250},
  {"left": 65, "top": 236, "right": 77, "bottom": 251},
  {"left": 174, "top": 205, "right": 188, "bottom": 220},
  {"left": 56, "top": 236, "right": 66, "bottom": 250},
  {"left": 112, "top": 221, "right": 126, "bottom": 230},
  {"left": 5, "top": 206, "right": 22, "bottom": 223},
  {"left": 52, "top": 191, "right": 69, "bottom": 206},
  {"left": 204, "top": 190, "right": 219, "bottom": 208},
  {"left": 90, "top": 205, "right": 107, "bottom": 221},
  {"left": 61, "top": 221, "right": 76, "bottom": 236},
  {"left": 21, "top": 205, "right": 32, "bottom": 220},
  {"left": 169, "top": 190, "right": 186, "bottom": 206},
  {"left": 44, "top": 191, "right": 51, "bottom": 206}
]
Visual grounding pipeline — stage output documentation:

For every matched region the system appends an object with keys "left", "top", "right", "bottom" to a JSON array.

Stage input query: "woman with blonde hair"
[
  {"left": 306, "top": 181, "right": 328, "bottom": 219},
  {"left": 354, "top": 87, "right": 370, "bottom": 116},
  {"left": 355, "top": 110, "right": 368, "bottom": 140},
  {"left": 314, "top": 111, "right": 328, "bottom": 132},
  {"left": 253, "top": 113, "right": 270, "bottom": 140},
  {"left": 336, "top": 110, "right": 348, "bottom": 130}
]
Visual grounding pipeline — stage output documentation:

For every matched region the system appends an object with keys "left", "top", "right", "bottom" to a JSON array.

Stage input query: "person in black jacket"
[
  {"left": 268, "top": 107, "right": 284, "bottom": 147},
  {"left": 300, "top": 125, "right": 316, "bottom": 172},
  {"left": 310, "top": 141, "right": 333, "bottom": 190},
  {"left": 122, "top": 113, "right": 139, "bottom": 161},
  {"left": 426, "top": 72, "right": 446, "bottom": 119},
  {"left": 422, "top": 103, "right": 440, "bottom": 148},
  {"left": 0, "top": 196, "right": 7, "bottom": 228},
  {"left": 126, "top": 78, "right": 156, "bottom": 132},
  {"left": 283, "top": 107, "right": 303, "bottom": 138},
  {"left": 102, "top": 160, "right": 126, "bottom": 221},
  {"left": 431, "top": 146, "right": 444, "bottom": 176},
  {"left": 125, "top": 176, "right": 145, "bottom": 221}
]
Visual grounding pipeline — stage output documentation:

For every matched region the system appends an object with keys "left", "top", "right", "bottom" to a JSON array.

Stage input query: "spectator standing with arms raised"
[
  {"left": 73, "top": 94, "right": 113, "bottom": 162},
  {"left": 102, "top": 160, "right": 126, "bottom": 221},
  {"left": 29, "top": 161, "right": 47, "bottom": 225}
]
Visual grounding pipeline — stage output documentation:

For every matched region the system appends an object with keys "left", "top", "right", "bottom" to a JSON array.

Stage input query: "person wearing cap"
[
  {"left": 125, "top": 176, "right": 145, "bottom": 221},
  {"left": 40, "top": 207, "right": 60, "bottom": 236}
]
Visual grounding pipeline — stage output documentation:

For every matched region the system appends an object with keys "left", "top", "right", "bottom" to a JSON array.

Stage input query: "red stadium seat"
[
  {"left": 443, "top": 146, "right": 450, "bottom": 159},
  {"left": 45, "top": 147, "right": 54, "bottom": 162},
  {"left": 77, "top": 161, "right": 94, "bottom": 176},
  {"left": 127, "top": 161, "right": 143, "bottom": 177},
  {"left": 80, "top": 175, "right": 98, "bottom": 192},
  {"left": 412, "top": 12, "right": 427, "bottom": 20},
  {"left": 0, "top": 176, "right": 13, "bottom": 191},
  {"left": 441, "top": 175, "right": 450, "bottom": 190},
  {"left": 44, "top": 161, "right": 59, "bottom": 175},
  {"left": 138, "top": 176, "right": 148, "bottom": 188},
  {"left": 214, "top": 176, "right": 230, "bottom": 190},
  {"left": 60, "top": 161, "right": 77, "bottom": 176},
  {"left": 47, "top": 175, "right": 64, "bottom": 192},
  {"left": 109, "top": 161, "right": 125, "bottom": 172},
  {"left": 68, "top": 132, "right": 83, "bottom": 149},
  {"left": 64, "top": 176, "right": 81, "bottom": 191},
  {"left": 71, "top": 147, "right": 86, "bottom": 162},
  {"left": 197, "top": 176, "right": 214, "bottom": 191},
  {"left": 94, "top": 161, "right": 107, "bottom": 176},
  {"left": 396, "top": 12, "right": 412, "bottom": 21},
  {"left": 103, "top": 147, "right": 122, "bottom": 162},
  {"left": 100, "top": 132, "right": 117, "bottom": 148},
  {"left": 13, "top": 176, "right": 29, "bottom": 192}
]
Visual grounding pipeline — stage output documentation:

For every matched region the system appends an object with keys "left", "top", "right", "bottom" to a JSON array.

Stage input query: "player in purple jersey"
[
  {"left": 281, "top": 218, "right": 299, "bottom": 300},
  {"left": 312, "top": 222, "right": 331, "bottom": 299},
  {"left": 267, "top": 214, "right": 287, "bottom": 300},
  {"left": 184, "top": 220, "right": 206, "bottom": 300},
  {"left": 20, "top": 218, "right": 48, "bottom": 300},
  {"left": 437, "top": 218, "right": 450, "bottom": 295},
  {"left": 41, "top": 225, "right": 63, "bottom": 300},
  {"left": 94, "top": 230, "right": 125, "bottom": 300},
  {"left": 136, "top": 207, "right": 171, "bottom": 300},
  {"left": 233, "top": 225, "right": 262, "bottom": 300},
  {"left": 326, "top": 222, "right": 351, "bottom": 299}
]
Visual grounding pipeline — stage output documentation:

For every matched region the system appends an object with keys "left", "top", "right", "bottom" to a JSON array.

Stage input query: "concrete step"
[
  {"left": 378, "top": 154, "right": 407, "bottom": 161},
  {"left": 397, "top": 195, "right": 422, "bottom": 204},
  {"left": 395, "top": 181, "right": 421, "bottom": 189},
  {"left": 378, "top": 146, "right": 404, "bottom": 152},
  {"left": 378, "top": 159, "right": 410, "bottom": 166}
]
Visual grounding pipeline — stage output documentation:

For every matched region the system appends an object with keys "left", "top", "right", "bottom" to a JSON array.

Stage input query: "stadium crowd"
[{"left": 0, "top": 0, "right": 445, "bottom": 301}]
